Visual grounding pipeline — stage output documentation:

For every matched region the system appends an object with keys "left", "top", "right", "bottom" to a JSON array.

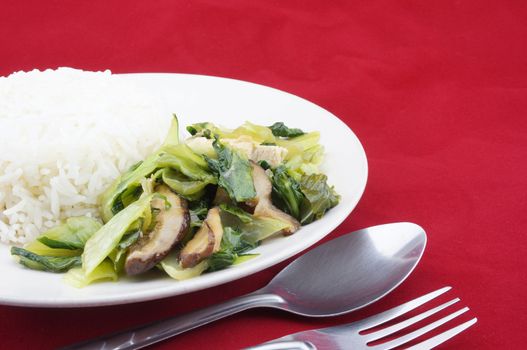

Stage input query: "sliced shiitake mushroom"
[
  {"left": 248, "top": 162, "right": 300, "bottom": 235},
  {"left": 213, "top": 187, "right": 232, "bottom": 206},
  {"left": 125, "top": 185, "right": 189, "bottom": 276},
  {"left": 179, "top": 206, "right": 223, "bottom": 268}
]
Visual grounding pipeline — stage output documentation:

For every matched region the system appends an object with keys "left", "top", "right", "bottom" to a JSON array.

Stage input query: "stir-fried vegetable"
[
  {"left": 268, "top": 122, "right": 305, "bottom": 138},
  {"left": 24, "top": 240, "right": 81, "bottom": 257},
  {"left": 298, "top": 174, "right": 340, "bottom": 224},
  {"left": 188, "top": 121, "right": 275, "bottom": 144},
  {"left": 219, "top": 204, "right": 253, "bottom": 223},
  {"left": 83, "top": 193, "right": 155, "bottom": 275},
  {"left": 269, "top": 167, "right": 340, "bottom": 224},
  {"left": 206, "top": 139, "right": 256, "bottom": 202},
  {"left": 219, "top": 205, "right": 292, "bottom": 244},
  {"left": 161, "top": 168, "right": 209, "bottom": 201},
  {"left": 270, "top": 165, "right": 304, "bottom": 219},
  {"left": 11, "top": 247, "right": 81, "bottom": 272},
  {"left": 37, "top": 217, "right": 102, "bottom": 250},
  {"left": 99, "top": 115, "right": 180, "bottom": 222},
  {"left": 159, "top": 251, "right": 209, "bottom": 280},
  {"left": 208, "top": 227, "right": 258, "bottom": 271},
  {"left": 64, "top": 260, "right": 118, "bottom": 288},
  {"left": 11, "top": 118, "right": 339, "bottom": 287}
]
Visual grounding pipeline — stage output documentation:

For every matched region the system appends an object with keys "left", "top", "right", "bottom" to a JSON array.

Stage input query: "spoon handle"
[
  {"left": 246, "top": 341, "right": 315, "bottom": 350},
  {"left": 61, "top": 292, "right": 283, "bottom": 350}
]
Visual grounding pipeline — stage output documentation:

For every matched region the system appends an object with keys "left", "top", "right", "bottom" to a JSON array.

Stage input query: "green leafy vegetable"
[
  {"left": 119, "top": 185, "right": 144, "bottom": 209},
  {"left": 118, "top": 230, "right": 141, "bottom": 250},
  {"left": 100, "top": 122, "right": 217, "bottom": 222},
  {"left": 206, "top": 139, "right": 256, "bottom": 202},
  {"left": 163, "top": 113, "right": 181, "bottom": 148},
  {"left": 185, "top": 137, "right": 216, "bottom": 158},
  {"left": 108, "top": 229, "right": 141, "bottom": 273},
  {"left": 220, "top": 208, "right": 292, "bottom": 244},
  {"left": 161, "top": 168, "right": 209, "bottom": 201},
  {"left": 207, "top": 251, "right": 236, "bottom": 272},
  {"left": 285, "top": 144, "right": 324, "bottom": 181},
  {"left": 222, "top": 226, "right": 258, "bottom": 254},
  {"left": 269, "top": 122, "right": 305, "bottom": 138},
  {"left": 24, "top": 240, "right": 81, "bottom": 257},
  {"left": 11, "top": 247, "right": 81, "bottom": 272},
  {"left": 270, "top": 166, "right": 304, "bottom": 219},
  {"left": 9, "top": 119, "right": 340, "bottom": 286},
  {"left": 83, "top": 194, "right": 154, "bottom": 275},
  {"left": 187, "top": 121, "right": 275, "bottom": 143},
  {"left": 219, "top": 204, "right": 253, "bottom": 223},
  {"left": 298, "top": 174, "right": 340, "bottom": 224},
  {"left": 233, "top": 254, "right": 259, "bottom": 265},
  {"left": 64, "top": 259, "right": 118, "bottom": 288},
  {"left": 188, "top": 199, "right": 209, "bottom": 230},
  {"left": 276, "top": 131, "right": 320, "bottom": 161},
  {"left": 240, "top": 216, "right": 292, "bottom": 243},
  {"left": 160, "top": 251, "right": 209, "bottom": 280},
  {"left": 100, "top": 115, "right": 180, "bottom": 222},
  {"left": 156, "top": 153, "right": 215, "bottom": 185},
  {"left": 37, "top": 217, "right": 102, "bottom": 250},
  {"left": 258, "top": 160, "right": 272, "bottom": 170},
  {"left": 162, "top": 143, "right": 210, "bottom": 169},
  {"left": 231, "top": 121, "right": 275, "bottom": 143},
  {"left": 109, "top": 208, "right": 168, "bottom": 275},
  {"left": 190, "top": 200, "right": 209, "bottom": 219},
  {"left": 208, "top": 227, "right": 258, "bottom": 272},
  {"left": 186, "top": 122, "right": 223, "bottom": 137}
]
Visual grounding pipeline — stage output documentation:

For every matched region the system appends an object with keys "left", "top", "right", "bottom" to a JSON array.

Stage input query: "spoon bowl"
[
  {"left": 262, "top": 222, "right": 426, "bottom": 316},
  {"left": 63, "top": 222, "right": 426, "bottom": 350}
]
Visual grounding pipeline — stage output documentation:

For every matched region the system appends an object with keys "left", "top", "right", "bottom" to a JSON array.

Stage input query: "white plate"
[{"left": 0, "top": 73, "right": 368, "bottom": 307}]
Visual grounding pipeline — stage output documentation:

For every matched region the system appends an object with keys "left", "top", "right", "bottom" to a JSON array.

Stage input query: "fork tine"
[
  {"left": 365, "top": 298, "right": 460, "bottom": 342},
  {"left": 354, "top": 286, "right": 452, "bottom": 330},
  {"left": 374, "top": 307, "right": 470, "bottom": 350},
  {"left": 405, "top": 317, "right": 478, "bottom": 350}
]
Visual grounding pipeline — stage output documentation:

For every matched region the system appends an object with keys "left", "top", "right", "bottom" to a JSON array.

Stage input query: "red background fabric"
[{"left": 1, "top": 1, "right": 526, "bottom": 349}]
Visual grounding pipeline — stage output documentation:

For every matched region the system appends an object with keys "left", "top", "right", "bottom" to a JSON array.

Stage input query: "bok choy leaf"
[
  {"left": 219, "top": 204, "right": 252, "bottom": 223},
  {"left": 206, "top": 139, "right": 256, "bottom": 202},
  {"left": 83, "top": 194, "right": 155, "bottom": 275},
  {"left": 64, "top": 259, "right": 117, "bottom": 288},
  {"left": 207, "top": 227, "right": 258, "bottom": 272},
  {"left": 299, "top": 174, "right": 340, "bottom": 224},
  {"left": 268, "top": 122, "right": 305, "bottom": 138},
  {"left": 99, "top": 115, "right": 180, "bottom": 222},
  {"left": 270, "top": 165, "right": 304, "bottom": 219},
  {"left": 159, "top": 251, "right": 209, "bottom": 280},
  {"left": 37, "top": 217, "right": 102, "bottom": 250},
  {"left": 11, "top": 247, "right": 81, "bottom": 272}
]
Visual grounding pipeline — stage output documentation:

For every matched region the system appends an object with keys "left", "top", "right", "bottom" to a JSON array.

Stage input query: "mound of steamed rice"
[{"left": 0, "top": 68, "right": 170, "bottom": 244}]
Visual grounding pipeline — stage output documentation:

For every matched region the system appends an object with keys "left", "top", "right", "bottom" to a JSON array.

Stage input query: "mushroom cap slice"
[
  {"left": 213, "top": 187, "right": 233, "bottom": 206},
  {"left": 125, "top": 185, "right": 189, "bottom": 276},
  {"left": 180, "top": 206, "right": 223, "bottom": 268},
  {"left": 249, "top": 162, "right": 300, "bottom": 235}
]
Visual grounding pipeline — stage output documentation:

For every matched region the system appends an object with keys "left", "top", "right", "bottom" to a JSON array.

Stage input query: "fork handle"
[
  {"left": 61, "top": 292, "right": 283, "bottom": 350},
  {"left": 245, "top": 341, "right": 316, "bottom": 350}
]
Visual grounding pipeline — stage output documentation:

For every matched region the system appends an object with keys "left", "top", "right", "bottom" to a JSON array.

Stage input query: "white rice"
[{"left": 0, "top": 68, "right": 170, "bottom": 244}]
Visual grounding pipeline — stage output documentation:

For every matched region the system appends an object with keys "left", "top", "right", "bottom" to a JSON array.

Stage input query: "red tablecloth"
[{"left": 1, "top": 1, "right": 525, "bottom": 349}]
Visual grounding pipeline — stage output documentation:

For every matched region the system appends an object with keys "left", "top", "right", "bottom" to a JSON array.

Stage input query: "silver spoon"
[{"left": 63, "top": 222, "right": 426, "bottom": 350}]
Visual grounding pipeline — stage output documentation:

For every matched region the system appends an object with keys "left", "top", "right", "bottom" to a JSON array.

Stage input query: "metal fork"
[{"left": 247, "top": 287, "right": 477, "bottom": 350}]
